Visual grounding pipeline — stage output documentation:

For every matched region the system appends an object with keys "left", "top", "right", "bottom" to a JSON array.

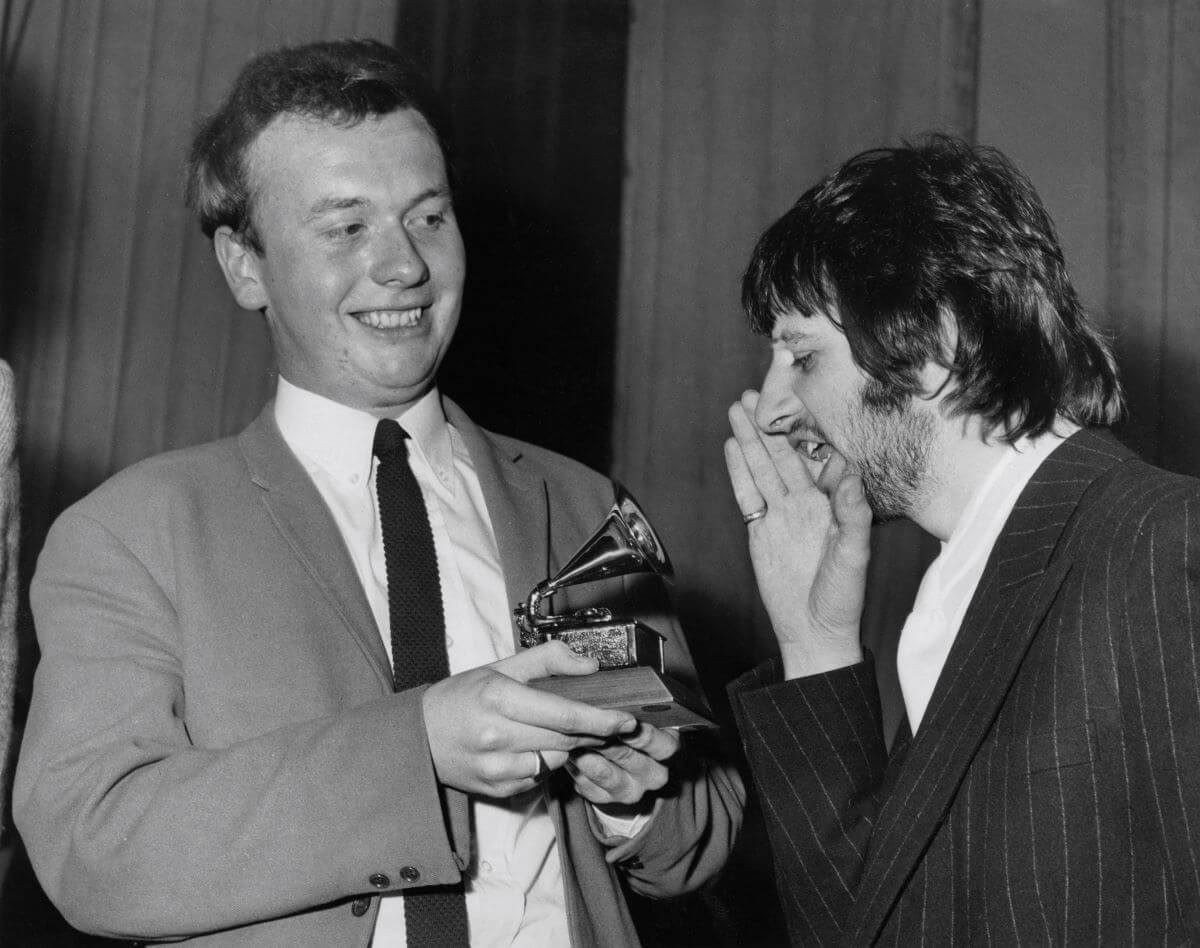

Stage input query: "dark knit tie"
[{"left": 373, "top": 418, "right": 470, "bottom": 947}]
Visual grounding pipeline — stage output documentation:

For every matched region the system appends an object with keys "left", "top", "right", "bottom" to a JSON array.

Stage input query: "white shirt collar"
[
  {"left": 937, "top": 425, "right": 1077, "bottom": 591},
  {"left": 897, "top": 422, "right": 1078, "bottom": 733},
  {"left": 273, "top": 376, "right": 456, "bottom": 495}
]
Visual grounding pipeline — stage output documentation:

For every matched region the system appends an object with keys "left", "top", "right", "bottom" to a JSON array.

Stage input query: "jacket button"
[
  {"left": 350, "top": 897, "right": 371, "bottom": 916},
  {"left": 368, "top": 873, "right": 390, "bottom": 888},
  {"left": 400, "top": 865, "right": 421, "bottom": 883}
]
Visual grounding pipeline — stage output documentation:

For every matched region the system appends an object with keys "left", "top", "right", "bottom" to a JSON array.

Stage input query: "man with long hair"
[{"left": 725, "top": 135, "right": 1198, "bottom": 943}]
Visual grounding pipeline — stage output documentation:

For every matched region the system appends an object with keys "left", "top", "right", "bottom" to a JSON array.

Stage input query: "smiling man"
[
  {"left": 724, "top": 135, "right": 1200, "bottom": 944},
  {"left": 14, "top": 40, "right": 741, "bottom": 946}
]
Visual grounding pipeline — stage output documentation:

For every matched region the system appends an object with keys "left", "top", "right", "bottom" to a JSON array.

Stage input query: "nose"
[
  {"left": 755, "top": 348, "right": 804, "bottom": 434},
  {"left": 370, "top": 226, "right": 429, "bottom": 286}
]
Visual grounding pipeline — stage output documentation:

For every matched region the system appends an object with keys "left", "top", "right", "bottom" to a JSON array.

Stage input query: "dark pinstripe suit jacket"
[{"left": 730, "top": 428, "right": 1200, "bottom": 945}]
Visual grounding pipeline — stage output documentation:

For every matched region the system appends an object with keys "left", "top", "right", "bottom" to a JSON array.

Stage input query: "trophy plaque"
[{"left": 516, "top": 486, "right": 713, "bottom": 730}]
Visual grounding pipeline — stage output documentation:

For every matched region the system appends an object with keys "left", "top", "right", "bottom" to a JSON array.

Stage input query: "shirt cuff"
[{"left": 590, "top": 803, "right": 653, "bottom": 839}]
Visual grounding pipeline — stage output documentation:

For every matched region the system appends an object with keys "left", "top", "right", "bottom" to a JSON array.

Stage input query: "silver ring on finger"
[
  {"left": 742, "top": 505, "right": 768, "bottom": 524},
  {"left": 530, "top": 750, "right": 550, "bottom": 782}
]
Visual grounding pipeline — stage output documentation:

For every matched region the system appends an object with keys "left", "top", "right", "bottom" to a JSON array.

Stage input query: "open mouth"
[
  {"left": 352, "top": 307, "right": 426, "bottom": 330},
  {"left": 796, "top": 438, "right": 838, "bottom": 483},
  {"left": 798, "top": 439, "right": 832, "bottom": 464}
]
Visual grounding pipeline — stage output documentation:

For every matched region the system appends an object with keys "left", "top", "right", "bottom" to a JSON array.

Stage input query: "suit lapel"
[
  {"left": 848, "top": 429, "right": 1132, "bottom": 943},
  {"left": 442, "top": 398, "right": 554, "bottom": 861},
  {"left": 236, "top": 405, "right": 392, "bottom": 691},
  {"left": 444, "top": 397, "right": 550, "bottom": 649}
]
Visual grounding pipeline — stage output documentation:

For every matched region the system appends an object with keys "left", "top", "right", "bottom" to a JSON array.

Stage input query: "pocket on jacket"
[{"left": 1017, "top": 722, "right": 1094, "bottom": 776}]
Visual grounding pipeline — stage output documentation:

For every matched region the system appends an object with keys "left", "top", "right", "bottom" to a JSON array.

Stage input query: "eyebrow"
[
  {"left": 773, "top": 326, "right": 817, "bottom": 346},
  {"left": 303, "top": 187, "right": 451, "bottom": 224}
]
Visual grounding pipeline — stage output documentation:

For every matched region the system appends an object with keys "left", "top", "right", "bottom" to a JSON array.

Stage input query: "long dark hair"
[{"left": 742, "top": 134, "right": 1124, "bottom": 440}]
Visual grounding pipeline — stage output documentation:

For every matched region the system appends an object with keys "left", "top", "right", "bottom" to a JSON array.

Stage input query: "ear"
[
  {"left": 919, "top": 359, "right": 954, "bottom": 397},
  {"left": 919, "top": 307, "right": 960, "bottom": 398},
  {"left": 213, "top": 226, "right": 269, "bottom": 312}
]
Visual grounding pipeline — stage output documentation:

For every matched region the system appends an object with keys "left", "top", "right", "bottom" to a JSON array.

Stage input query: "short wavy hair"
[
  {"left": 742, "top": 134, "right": 1124, "bottom": 442},
  {"left": 185, "top": 39, "right": 451, "bottom": 253}
]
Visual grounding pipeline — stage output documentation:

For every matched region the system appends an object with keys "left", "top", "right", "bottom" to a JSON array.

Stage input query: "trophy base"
[
  {"left": 521, "top": 620, "right": 665, "bottom": 672},
  {"left": 527, "top": 665, "right": 715, "bottom": 730}
]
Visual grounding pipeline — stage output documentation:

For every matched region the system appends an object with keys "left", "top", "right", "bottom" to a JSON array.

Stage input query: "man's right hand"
[{"left": 422, "top": 641, "right": 638, "bottom": 798}]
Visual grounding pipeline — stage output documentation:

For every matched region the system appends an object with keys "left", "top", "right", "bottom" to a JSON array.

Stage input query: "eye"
[
  {"left": 328, "top": 222, "right": 365, "bottom": 240},
  {"left": 793, "top": 352, "right": 815, "bottom": 372},
  {"left": 407, "top": 211, "right": 447, "bottom": 232}
]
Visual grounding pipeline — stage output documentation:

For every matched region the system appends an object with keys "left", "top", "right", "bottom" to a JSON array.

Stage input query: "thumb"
[
  {"left": 494, "top": 640, "right": 599, "bottom": 683},
  {"left": 830, "top": 474, "right": 873, "bottom": 572}
]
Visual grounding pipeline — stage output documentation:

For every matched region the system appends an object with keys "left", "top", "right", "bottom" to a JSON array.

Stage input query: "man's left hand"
[{"left": 567, "top": 722, "right": 680, "bottom": 807}]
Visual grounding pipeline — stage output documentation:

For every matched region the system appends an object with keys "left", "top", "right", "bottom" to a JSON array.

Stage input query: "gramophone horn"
[{"left": 545, "top": 484, "right": 673, "bottom": 596}]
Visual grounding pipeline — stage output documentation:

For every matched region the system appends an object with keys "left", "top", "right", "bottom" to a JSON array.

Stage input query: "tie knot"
[{"left": 373, "top": 418, "right": 410, "bottom": 461}]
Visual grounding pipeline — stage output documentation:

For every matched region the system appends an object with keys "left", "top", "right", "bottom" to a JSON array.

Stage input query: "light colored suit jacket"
[
  {"left": 15, "top": 397, "right": 742, "bottom": 946},
  {"left": 731, "top": 429, "right": 1200, "bottom": 944}
]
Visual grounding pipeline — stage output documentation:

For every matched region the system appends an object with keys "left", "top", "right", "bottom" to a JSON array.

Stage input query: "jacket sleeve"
[
  {"left": 592, "top": 571, "right": 746, "bottom": 897},
  {"left": 728, "top": 655, "right": 888, "bottom": 945},
  {"left": 594, "top": 728, "right": 746, "bottom": 898},
  {"left": 13, "top": 507, "right": 461, "bottom": 940}
]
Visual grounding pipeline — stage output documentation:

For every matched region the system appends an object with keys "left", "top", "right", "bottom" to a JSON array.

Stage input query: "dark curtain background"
[
  {"left": 1, "top": 0, "right": 1198, "bottom": 945},
  {"left": 393, "top": 0, "right": 629, "bottom": 475}
]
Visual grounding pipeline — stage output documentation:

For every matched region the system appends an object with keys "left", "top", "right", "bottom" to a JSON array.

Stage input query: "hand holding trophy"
[{"left": 516, "top": 486, "right": 713, "bottom": 730}]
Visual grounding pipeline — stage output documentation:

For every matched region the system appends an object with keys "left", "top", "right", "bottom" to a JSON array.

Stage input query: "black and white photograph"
[{"left": 0, "top": 1, "right": 1197, "bottom": 945}]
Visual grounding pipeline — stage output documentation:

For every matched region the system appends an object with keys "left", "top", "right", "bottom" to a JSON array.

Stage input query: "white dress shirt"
[
  {"left": 896, "top": 427, "right": 1076, "bottom": 733},
  {"left": 274, "top": 378, "right": 565, "bottom": 947}
]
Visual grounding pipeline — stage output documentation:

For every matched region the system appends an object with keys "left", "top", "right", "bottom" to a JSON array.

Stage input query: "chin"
[{"left": 860, "top": 481, "right": 915, "bottom": 523}]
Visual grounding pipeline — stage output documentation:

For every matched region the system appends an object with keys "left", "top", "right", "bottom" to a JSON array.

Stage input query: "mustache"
[{"left": 783, "top": 419, "right": 829, "bottom": 444}]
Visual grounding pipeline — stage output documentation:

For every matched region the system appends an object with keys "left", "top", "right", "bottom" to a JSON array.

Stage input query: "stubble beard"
[{"left": 845, "top": 385, "right": 936, "bottom": 522}]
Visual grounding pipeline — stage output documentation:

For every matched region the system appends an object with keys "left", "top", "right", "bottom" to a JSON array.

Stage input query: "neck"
[{"left": 909, "top": 415, "right": 1021, "bottom": 542}]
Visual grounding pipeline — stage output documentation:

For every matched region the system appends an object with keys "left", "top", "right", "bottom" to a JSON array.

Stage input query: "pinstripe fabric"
[{"left": 730, "top": 429, "right": 1200, "bottom": 945}]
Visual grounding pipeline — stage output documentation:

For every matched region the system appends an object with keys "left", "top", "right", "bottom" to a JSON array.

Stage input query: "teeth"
[
  {"left": 355, "top": 308, "right": 424, "bottom": 329},
  {"left": 800, "top": 440, "right": 829, "bottom": 461}
]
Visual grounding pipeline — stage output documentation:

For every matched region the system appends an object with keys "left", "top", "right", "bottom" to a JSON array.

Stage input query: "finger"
[
  {"left": 758, "top": 417, "right": 819, "bottom": 488},
  {"left": 475, "top": 718, "right": 613, "bottom": 756},
  {"left": 724, "top": 437, "right": 766, "bottom": 518},
  {"left": 494, "top": 640, "right": 599, "bottom": 683},
  {"left": 565, "top": 762, "right": 618, "bottom": 806},
  {"left": 475, "top": 672, "right": 638, "bottom": 739},
  {"left": 475, "top": 748, "right": 572, "bottom": 799},
  {"left": 829, "top": 473, "right": 873, "bottom": 573},
  {"left": 741, "top": 387, "right": 822, "bottom": 491},
  {"left": 576, "top": 746, "right": 669, "bottom": 802},
  {"left": 523, "top": 748, "right": 569, "bottom": 780},
  {"left": 727, "top": 399, "right": 788, "bottom": 500},
  {"left": 507, "top": 749, "right": 569, "bottom": 786},
  {"left": 619, "top": 722, "right": 680, "bottom": 762},
  {"left": 569, "top": 751, "right": 636, "bottom": 804}
]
